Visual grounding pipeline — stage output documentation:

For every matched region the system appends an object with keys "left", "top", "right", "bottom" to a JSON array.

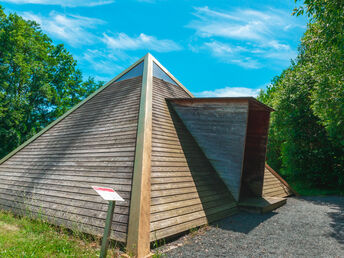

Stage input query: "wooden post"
[
  {"left": 100, "top": 201, "right": 115, "bottom": 258},
  {"left": 127, "top": 53, "right": 153, "bottom": 257}
]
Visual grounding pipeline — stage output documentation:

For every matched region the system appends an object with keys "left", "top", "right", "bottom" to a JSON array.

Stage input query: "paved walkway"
[{"left": 161, "top": 197, "right": 344, "bottom": 257}]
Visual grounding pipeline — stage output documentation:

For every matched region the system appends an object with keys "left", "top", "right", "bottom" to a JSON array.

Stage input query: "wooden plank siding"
[
  {"left": 150, "top": 77, "right": 237, "bottom": 241},
  {"left": 169, "top": 101, "right": 249, "bottom": 201},
  {"left": 262, "top": 165, "right": 294, "bottom": 198},
  {"left": 240, "top": 104, "right": 270, "bottom": 200},
  {"left": 0, "top": 76, "right": 143, "bottom": 242}
]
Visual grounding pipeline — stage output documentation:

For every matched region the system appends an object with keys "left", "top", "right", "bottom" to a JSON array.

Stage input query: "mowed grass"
[{"left": 0, "top": 210, "right": 120, "bottom": 257}]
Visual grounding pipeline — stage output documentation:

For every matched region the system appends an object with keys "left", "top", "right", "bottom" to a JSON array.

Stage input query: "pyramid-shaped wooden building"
[{"left": 0, "top": 54, "right": 286, "bottom": 257}]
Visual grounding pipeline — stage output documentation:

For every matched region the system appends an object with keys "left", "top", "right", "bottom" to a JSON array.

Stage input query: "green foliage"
[
  {"left": 287, "top": 177, "right": 344, "bottom": 196},
  {"left": 258, "top": 0, "right": 344, "bottom": 189},
  {"left": 0, "top": 6, "right": 102, "bottom": 159}
]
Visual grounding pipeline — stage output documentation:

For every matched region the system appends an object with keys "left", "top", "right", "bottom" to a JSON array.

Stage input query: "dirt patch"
[{"left": 0, "top": 221, "right": 20, "bottom": 232}]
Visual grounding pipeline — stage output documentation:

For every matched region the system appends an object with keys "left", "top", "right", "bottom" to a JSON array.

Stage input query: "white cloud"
[
  {"left": 82, "top": 49, "right": 123, "bottom": 75},
  {"left": 21, "top": 11, "right": 105, "bottom": 46},
  {"left": 103, "top": 33, "right": 181, "bottom": 52},
  {"left": 194, "top": 87, "right": 261, "bottom": 97},
  {"left": 1, "top": 0, "right": 114, "bottom": 7},
  {"left": 202, "top": 41, "right": 260, "bottom": 69},
  {"left": 188, "top": 6, "right": 300, "bottom": 41},
  {"left": 188, "top": 6, "right": 303, "bottom": 68}
]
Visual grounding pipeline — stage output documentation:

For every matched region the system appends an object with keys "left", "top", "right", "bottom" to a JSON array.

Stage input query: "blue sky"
[{"left": 1, "top": 0, "right": 307, "bottom": 97}]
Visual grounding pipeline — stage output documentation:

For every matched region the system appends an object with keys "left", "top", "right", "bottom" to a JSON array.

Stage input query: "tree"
[
  {"left": 0, "top": 6, "right": 102, "bottom": 159},
  {"left": 258, "top": 0, "right": 344, "bottom": 188}
]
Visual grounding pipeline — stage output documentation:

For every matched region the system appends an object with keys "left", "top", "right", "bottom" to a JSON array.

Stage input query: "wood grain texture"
[
  {"left": 169, "top": 101, "right": 249, "bottom": 201},
  {"left": 240, "top": 103, "right": 270, "bottom": 200},
  {"left": 127, "top": 54, "right": 152, "bottom": 257},
  {"left": 262, "top": 165, "right": 294, "bottom": 198},
  {"left": 150, "top": 77, "right": 237, "bottom": 242},
  {"left": 0, "top": 76, "right": 143, "bottom": 242}
]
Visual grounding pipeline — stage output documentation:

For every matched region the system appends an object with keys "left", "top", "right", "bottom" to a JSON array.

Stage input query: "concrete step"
[{"left": 238, "top": 197, "right": 286, "bottom": 213}]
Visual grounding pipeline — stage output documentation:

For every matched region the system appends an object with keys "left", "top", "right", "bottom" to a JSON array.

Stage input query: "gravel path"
[{"left": 160, "top": 197, "right": 344, "bottom": 257}]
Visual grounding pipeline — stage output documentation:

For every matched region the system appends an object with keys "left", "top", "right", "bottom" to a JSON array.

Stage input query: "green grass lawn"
[{"left": 0, "top": 210, "right": 120, "bottom": 257}]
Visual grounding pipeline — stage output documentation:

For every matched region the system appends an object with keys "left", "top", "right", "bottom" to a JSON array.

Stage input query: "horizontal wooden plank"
[
  {"left": 14, "top": 151, "right": 135, "bottom": 158},
  {"left": 0, "top": 172, "right": 132, "bottom": 184},
  {"left": 0, "top": 170, "right": 133, "bottom": 179},
  {"left": 23, "top": 139, "right": 136, "bottom": 149},
  {"left": 0, "top": 166, "right": 133, "bottom": 176},
  {"left": 151, "top": 193, "right": 231, "bottom": 213},
  {"left": 41, "top": 126, "right": 138, "bottom": 139},
  {"left": 0, "top": 197, "right": 128, "bottom": 233},
  {"left": 151, "top": 202, "right": 236, "bottom": 231},
  {"left": 8, "top": 156, "right": 135, "bottom": 163},
  {"left": 150, "top": 179, "right": 224, "bottom": 191},
  {"left": 0, "top": 203, "right": 127, "bottom": 242},
  {"left": 0, "top": 164, "right": 134, "bottom": 173},
  {"left": 52, "top": 113, "right": 138, "bottom": 129},
  {"left": 0, "top": 183, "right": 130, "bottom": 206},
  {"left": 151, "top": 190, "right": 227, "bottom": 206},
  {"left": 31, "top": 131, "right": 138, "bottom": 143},
  {"left": 0, "top": 192, "right": 129, "bottom": 222},
  {"left": 0, "top": 177, "right": 132, "bottom": 195},
  {"left": 45, "top": 122, "right": 138, "bottom": 137},
  {"left": 151, "top": 199, "right": 236, "bottom": 222},
  {"left": 4, "top": 160, "right": 134, "bottom": 167},
  {"left": 151, "top": 171, "right": 214, "bottom": 178},
  {"left": 150, "top": 206, "right": 237, "bottom": 241}
]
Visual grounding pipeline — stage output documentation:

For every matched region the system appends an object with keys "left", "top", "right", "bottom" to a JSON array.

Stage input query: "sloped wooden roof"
[{"left": 0, "top": 54, "right": 242, "bottom": 257}]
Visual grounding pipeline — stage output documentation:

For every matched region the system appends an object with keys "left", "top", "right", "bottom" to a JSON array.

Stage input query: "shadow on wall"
[
  {"left": 167, "top": 101, "right": 277, "bottom": 234},
  {"left": 167, "top": 102, "right": 237, "bottom": 225},
  {"left": 299, "top": 196, "right": 344, "bottom": 245}
]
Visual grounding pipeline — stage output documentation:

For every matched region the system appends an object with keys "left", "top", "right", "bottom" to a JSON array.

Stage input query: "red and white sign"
[{"left": 92, "top": 186, "right": 124, "bottom": 201}]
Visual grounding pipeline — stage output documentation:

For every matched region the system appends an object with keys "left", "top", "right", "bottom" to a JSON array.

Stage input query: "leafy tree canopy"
[
  {"left": 258, "top": 0, "right": 344, "bottom": 188},
  {"left": 0, "top": 6, "right": 102, "bottom": 159}
]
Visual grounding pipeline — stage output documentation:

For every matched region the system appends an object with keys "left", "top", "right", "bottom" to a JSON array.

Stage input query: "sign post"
[{"left": 92, "top": 186, "right": 124, "bottom": 258}]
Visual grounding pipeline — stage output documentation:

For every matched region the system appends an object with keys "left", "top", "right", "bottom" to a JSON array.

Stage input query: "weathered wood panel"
[
  {"left": 150, "top": 77, "right": 237, "bottom": 241},
  {"left": 0, "top": 76, "right": 143, "bottom": 241},
  {"left": 262, "top": 165, "right": 294, "bottom": 198},
  {"left": 170, "top": 100, "right": 249, "bottom": 201},
  {"left": 240, "top": 104, "right": 270, "bottom": 200}
]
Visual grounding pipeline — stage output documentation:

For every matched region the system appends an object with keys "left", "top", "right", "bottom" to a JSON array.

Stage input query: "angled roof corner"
[
  {"left": 167, "top": 97, "right": 274, "bottom": 112},
  {"left": 148, "top": 53, "right": 194, "bottom": 97}
]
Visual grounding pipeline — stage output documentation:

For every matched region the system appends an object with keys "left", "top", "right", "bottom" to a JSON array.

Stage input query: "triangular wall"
[
  {"left": 150, "top": 66, "right": 237, "bottom": 241},
  {"left": 0, "top": 59, "right": 145, "bottom": 242},
  {"left": 262, "top": 164, "right": 297, "bottom": 198},
  {"left": 169, "top": 99, "right": 249, "bottom": 201}
]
